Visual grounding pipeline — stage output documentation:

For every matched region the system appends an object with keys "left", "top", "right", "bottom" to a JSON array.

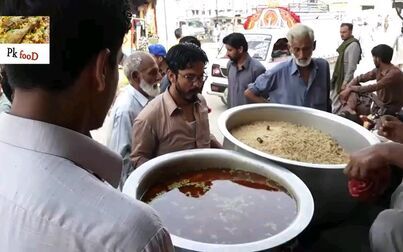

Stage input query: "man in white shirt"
[
  {"left": 0, "top": 0, "right": 173, "bottom": 251},
  {"left": 107, "top": 52, "right": 161, "bottom": 188}
]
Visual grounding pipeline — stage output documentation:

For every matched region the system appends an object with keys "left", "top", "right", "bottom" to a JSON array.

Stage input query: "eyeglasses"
[{"left": 178, "top": 72, "right": 208, "bottom": 84}]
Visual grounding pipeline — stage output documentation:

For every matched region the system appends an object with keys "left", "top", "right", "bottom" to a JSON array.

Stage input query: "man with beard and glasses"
[
  {"left": 244, "top": 24, "right": 332, "bottom": 112},
  {"left": 130, "top": 43, "right": 222, "bottom": 169},
  {"left": 339, "top": 44, "right": 403, "bottom": 118},
  {"left": 107, "top": 52, "right": 161, "bottom": 187},
  {"left": 159, "top": 36, "right": 201, "bottom": 93},
  {"left": 223, "top": 32, "right": 266, "bottom": 108}
]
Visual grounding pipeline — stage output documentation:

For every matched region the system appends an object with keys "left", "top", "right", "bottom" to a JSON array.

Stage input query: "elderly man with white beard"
[
  {"left": 244, "top": 24, "right": 331, "bottom": 112},
  {"left": 107, "top": 51, "right": 161, "bottom": 188}
]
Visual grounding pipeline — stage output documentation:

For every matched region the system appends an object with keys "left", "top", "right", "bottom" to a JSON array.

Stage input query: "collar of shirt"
[
  {"left": 163, "top": 89, "right": 201, "bottom": 116},
  {"left": 128, "top": 84, "right": 149, "bottom": 107},
  {"left": 231, "top": 54, "right": 252, "bottom": 71},
  {"left": 0, "top": 113, "right": 122, "bottom": 187},
  {"left": 290, "top": 58, "right": 319, "bottom": 76}
]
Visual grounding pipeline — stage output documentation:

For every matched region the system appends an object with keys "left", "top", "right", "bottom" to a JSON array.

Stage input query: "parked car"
[
  {"left": 207, "top": 29, "right": 291, "bottom": 105},
  {"left": 178, "top": 19, "right": 207, "bottom": 39}
]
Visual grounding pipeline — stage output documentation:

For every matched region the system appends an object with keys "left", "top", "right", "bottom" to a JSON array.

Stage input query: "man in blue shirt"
[
  {"left": 224, "top": 33, "right": 266, "bottom": 108},
  {"left": 245, "top": 24, "right": 331, "bottom": 112}
]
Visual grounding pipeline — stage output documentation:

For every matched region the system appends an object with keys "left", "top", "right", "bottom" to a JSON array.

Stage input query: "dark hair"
[
  {"left": 174, "top": 28, "right": 182, "bottom": 39},
  {"left": 166, "top": 43, "right": 208, "bottom": 74},
  {"left": 222, "top": 33, "right": 248, "bottom": 52},
  {"left": 272, "top": 38, "right": 289, "bottom": 51},
  {"left": 179, "top": 36, "right": 201, "bottom": 47},
  {"left": 371, "top": 44, "right": 393, "bottom": 63},
  {"left": 0, "top": 0, "right": 131, "bottom": 91},
  {"left": 0, "top": 67, "right": 13, "bottom": 102},
  {"left": 340, "top": 23, "right": 353, "bottom": 31}
]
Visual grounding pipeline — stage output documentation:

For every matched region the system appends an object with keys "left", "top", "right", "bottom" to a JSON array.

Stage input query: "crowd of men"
[{"left": 0, "top": 0, "right": 403, "bottom": 251}]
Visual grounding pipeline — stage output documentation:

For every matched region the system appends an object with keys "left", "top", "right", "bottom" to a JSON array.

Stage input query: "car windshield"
[
  {"left": 218, "top": 34, "right": 272, "bottom": 61},
  {"left": 188, "top": 20, "right": 204, "bottom": 28}
]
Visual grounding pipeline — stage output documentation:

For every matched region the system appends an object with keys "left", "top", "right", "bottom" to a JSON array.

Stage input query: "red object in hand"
[{"left": 348, "top": 179, "right": 375, "bottom": 202}]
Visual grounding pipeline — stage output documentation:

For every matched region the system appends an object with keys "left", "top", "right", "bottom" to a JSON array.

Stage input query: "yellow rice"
[
  {"left": 231, "top": 121, "right": 349, "bottom": 164},
  {"left": 0, "top": 16, "right": 49, "bottom": 44}
]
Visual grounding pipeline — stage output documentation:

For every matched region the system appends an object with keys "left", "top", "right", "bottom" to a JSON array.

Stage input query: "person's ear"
[
  {"left": 287, "top": 43, "right": 292, "bottom": 54},
  {"left": 94, "top": 48, "right": 111, "bottom": 92},
  {"left": 131, "top": 71, "right": 140, "bottom": 84},
  {"left": 313, "top": 41, "right": 316, "bottom": 51},
  {"left": 167, "top": 69, "right": 176, "bottom": 84},
  {"left": 239, "top": 46, "right": 244, "bottom": 54}
]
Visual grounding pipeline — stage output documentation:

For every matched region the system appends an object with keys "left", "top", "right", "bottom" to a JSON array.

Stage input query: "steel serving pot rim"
[
  {"left": 218, "top": 103, "right": 380, "bottom": 169},
  {"left": 122, "top": 149, "right": 314, "bottom": 252}
]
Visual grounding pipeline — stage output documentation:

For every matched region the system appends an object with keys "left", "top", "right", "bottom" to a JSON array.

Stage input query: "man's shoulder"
[
  {"left": 388, "top": 65, "right": 403, "bottom": 76},
  {"left": 346, "top": 41, "right": 361, "bottom": 51},
  {"left": 111, "top": 87, "right": 138, "bottom": 113},
  {"left": 100, "top": 188, "right": 163, "bottom": 231},
  {"left": 269, "top": 59, "right": 293, "bottom": 75},
  {"left": 93, "top": 193, "right": 165, "bottom": 250},
  {"left": 349, "top": 40, "right": 361, "bottom": 46},
  {"left": 250, "top": 57, "right": 265, "bottom": 68},
  {"left": 136, "top": 94, "right": 164, "bottom": 121},
  {"left": 313, "top": 58, "right": 329, "bottom": 68},
  {"left": 0, "top": 151, "right": 164, "bottom": 250},
  {"left": 134, "top": 93, "right": 167, "bottom": 130},
  {"left": 197, "top": 93, "right": 208, "bottom": 106}
]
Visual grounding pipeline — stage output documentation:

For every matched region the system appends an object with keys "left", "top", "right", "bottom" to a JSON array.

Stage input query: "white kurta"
[{"left": 0, "top": 113, "right": 173, "bottom": 252}]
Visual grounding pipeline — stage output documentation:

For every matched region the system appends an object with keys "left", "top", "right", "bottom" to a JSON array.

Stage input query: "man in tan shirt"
[
  {"left": 131, "top": 43, "right": 222, "bottom": 168},
  {"left": 340, "top": 44, "right": 403, "bottom": 117}
]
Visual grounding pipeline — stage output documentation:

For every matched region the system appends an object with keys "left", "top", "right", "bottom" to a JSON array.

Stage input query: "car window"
[
  {"left": 218, "top": 34, "right": 272, "bottom": 61},
  {"left": 188, "top": 20, "right": 203, "bottom": 28}
]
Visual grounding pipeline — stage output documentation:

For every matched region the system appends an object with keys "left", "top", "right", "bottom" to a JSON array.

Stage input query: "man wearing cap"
[
  {"left": 148, "top": 44, "right": 168, "bottom": 77},
  {"left": 107, "top": 52, "right": 161, "bottom": 188}
]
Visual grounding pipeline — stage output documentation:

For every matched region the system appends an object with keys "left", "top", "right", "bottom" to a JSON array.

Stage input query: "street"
[{"left": 91, "top": 18, "right": 401, "bottom": 145}]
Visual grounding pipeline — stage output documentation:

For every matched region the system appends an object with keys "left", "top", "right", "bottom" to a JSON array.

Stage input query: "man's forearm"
[
  {"left": 244, "top": 89, "right": 268, "bottom": 103},
  {"left": 349, "top": 69, "right": 377, "bottom": 88},
  {"left": 130, "top": 155, "right": 149, "bottom": 169}
]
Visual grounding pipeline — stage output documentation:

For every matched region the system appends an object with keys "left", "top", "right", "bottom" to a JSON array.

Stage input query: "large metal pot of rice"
[
  {"left": 123, "top": 149, "right": 314, "bottom": 252},
  {"left": 218, "top": 104, "right": 380, "bottom": 225}
]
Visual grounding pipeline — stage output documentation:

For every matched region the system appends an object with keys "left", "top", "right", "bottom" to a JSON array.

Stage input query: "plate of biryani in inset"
[{"left": 0, "top": 16, "right": 49, "bottom": 44}]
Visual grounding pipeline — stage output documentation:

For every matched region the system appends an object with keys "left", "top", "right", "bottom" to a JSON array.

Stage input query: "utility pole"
[
  {"left": 215, "top": 0, "right": 218, "bottom": 27},
  {"left": 163, "top": 0, "right": 168, "bottom": 44}
]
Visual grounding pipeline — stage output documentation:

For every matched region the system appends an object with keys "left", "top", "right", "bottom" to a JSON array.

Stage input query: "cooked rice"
[
  {"left": 0, "top": 16, "right": 49, "bottom": 44},
  {"left": 231, "top": 121, "right": 349, "bottom": 164}
]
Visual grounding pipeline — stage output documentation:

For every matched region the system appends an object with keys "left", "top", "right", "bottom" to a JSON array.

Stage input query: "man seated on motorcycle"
[{"left": 339, "top": 44, "right": 403, "bottom": 122}]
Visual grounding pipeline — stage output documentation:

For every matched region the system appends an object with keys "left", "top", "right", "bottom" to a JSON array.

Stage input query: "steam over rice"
[{"left": 231, "top": 121, "right": 349, "bottom": 164}]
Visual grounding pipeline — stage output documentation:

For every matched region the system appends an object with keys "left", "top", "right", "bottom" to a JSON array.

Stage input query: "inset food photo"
[{"left": 0, "top": 16, "right": 49, "bottom": 44}]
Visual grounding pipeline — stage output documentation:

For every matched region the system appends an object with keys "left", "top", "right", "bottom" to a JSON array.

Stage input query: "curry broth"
[{"left": 142, "top": 168, "right": 297, "bottom": 244}]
